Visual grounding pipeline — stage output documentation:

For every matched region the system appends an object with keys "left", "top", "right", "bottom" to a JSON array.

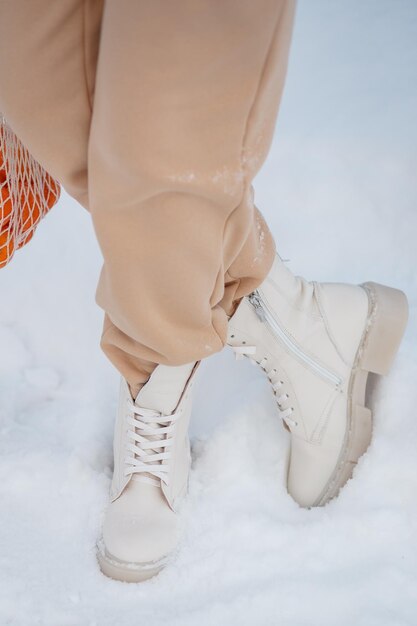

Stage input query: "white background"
[{"left": 1, "top": 1, "right": 416, "bottom": 624}]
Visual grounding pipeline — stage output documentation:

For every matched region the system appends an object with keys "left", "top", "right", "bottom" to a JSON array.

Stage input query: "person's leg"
[
  {"left": 0, "top": 0, "right": 297, "bottom": 582},
  {"left": 0, "top": 0, "right": 296, "bottom": 400},
  {"left": 86, "top": 0, "right": 297, "bottom": 582},
  {"left": 0, "top": 0, "right": 103, "bottom": 209},
  {"left": 89, "top": 0, "right": 296, "bottom": 397}
]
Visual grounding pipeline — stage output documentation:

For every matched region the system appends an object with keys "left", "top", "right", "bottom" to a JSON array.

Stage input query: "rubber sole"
[
  {"left": 314, "top": 281, "right": 409, "bottom": 506},
  {"left": 96, "top": 539, "right": 167, "bottom": 583}
]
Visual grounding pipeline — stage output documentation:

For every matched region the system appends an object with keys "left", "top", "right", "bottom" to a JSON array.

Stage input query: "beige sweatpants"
[{"left": 0, "top": 0, "right": 295, "bottom": 397}]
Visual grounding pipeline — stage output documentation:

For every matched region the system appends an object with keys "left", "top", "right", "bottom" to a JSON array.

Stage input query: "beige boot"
[
  {"left": 227, "top": 255, "right": 408, "bottom": 507},
  {"left": 97, "top": 362, "right": 199, "bottom": 582}
]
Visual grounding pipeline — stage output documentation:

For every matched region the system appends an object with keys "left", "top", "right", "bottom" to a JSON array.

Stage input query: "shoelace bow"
[
  {"left": 232, "top": 345, "right": 297, "bottom": 428},
  {"left": 124, "top": 400, "right": 181, "bottom": 487}
]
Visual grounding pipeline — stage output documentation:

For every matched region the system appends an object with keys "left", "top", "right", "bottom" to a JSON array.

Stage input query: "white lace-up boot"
[
  {"left": 227, "top": 254, "right": 408, "bottom": 508},
  {"left": 97, "top": 361, "right": 199, "bottom": 582}
]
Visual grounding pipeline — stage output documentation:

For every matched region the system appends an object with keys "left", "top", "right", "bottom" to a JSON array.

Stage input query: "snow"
[{"left": 1, "top": 1, "right": 417, "bottom": 624}]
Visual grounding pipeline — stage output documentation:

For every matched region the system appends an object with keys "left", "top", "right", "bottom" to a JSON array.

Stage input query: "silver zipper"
[{"left": 248, "top": 290, "right": 342, "bottom": 386}]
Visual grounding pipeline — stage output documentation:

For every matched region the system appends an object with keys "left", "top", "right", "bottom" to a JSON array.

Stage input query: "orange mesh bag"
[{"left": 0, "top": 114, "right": 60, "bottom": 268}]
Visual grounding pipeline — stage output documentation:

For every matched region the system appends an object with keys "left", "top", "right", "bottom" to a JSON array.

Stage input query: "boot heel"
[{"left": 360, "top": 282, "right": 408, "bottom": 376}]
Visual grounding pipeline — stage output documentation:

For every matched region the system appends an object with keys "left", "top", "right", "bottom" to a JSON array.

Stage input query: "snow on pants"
[{"left": 0, "top": 0, "right": 296, "bottom": 397}]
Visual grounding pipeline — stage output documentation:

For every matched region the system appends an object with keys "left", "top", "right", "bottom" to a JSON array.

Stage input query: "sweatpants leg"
[
  {"left": 90, "top": 0, "right": 296, "bottom": 396},
  {"left": 0, "top": 0, "right": 104, "bottom": 208},
  {"left": 0, "top": 0, "right": 296, "bottom": 398}
]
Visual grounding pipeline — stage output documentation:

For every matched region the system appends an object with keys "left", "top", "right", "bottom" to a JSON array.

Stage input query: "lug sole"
[
  {"left": 314, "top": 282, "right": 409, "bottom": 507},
  {"left": 96, "top": 539, "right": 167, "bottom": 583}
]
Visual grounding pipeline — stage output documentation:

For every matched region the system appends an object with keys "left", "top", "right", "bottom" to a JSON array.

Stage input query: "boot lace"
[
  {"left": 232, "top": 345, "right": 297, "bottom": 428},
  {"left": 123, "top": 401, "right": 181, "bottom": 487}
]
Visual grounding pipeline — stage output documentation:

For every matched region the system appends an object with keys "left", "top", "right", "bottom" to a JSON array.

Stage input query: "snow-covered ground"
[{"left": 1, "top": 1, "right": 416, "bottom": 624}]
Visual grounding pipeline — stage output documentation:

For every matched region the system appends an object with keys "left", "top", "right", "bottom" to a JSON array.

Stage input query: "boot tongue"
[
  {"left": 130, "top": 362, "right": 197, "bottom": 486},
  {"left": 135, "top": 362, "right": 196, "bottom": 413}
]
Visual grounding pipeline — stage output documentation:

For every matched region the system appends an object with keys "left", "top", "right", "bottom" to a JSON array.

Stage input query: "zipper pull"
[{"left": 248, "top": 291, "right": 266, "bottom": 322}]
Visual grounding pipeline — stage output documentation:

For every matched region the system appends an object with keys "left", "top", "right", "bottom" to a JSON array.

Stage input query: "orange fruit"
[
  {"left": 0, "top": 124, "right": 61, "bottom": 267},
  {"left": 0, "top": 152, "right": 7, "bottom": 184},
  {"left": 43, "top": 176, "right": 60, "bottom": 209},
  {"left": 0, "top": 230, "right": 15, "bottom": 268},
  {"left": 0, "top": 184, "right": 12, "bottom": 224},
  {"left": 19, "top": 187, "right": 41, "bottom": 232}
]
